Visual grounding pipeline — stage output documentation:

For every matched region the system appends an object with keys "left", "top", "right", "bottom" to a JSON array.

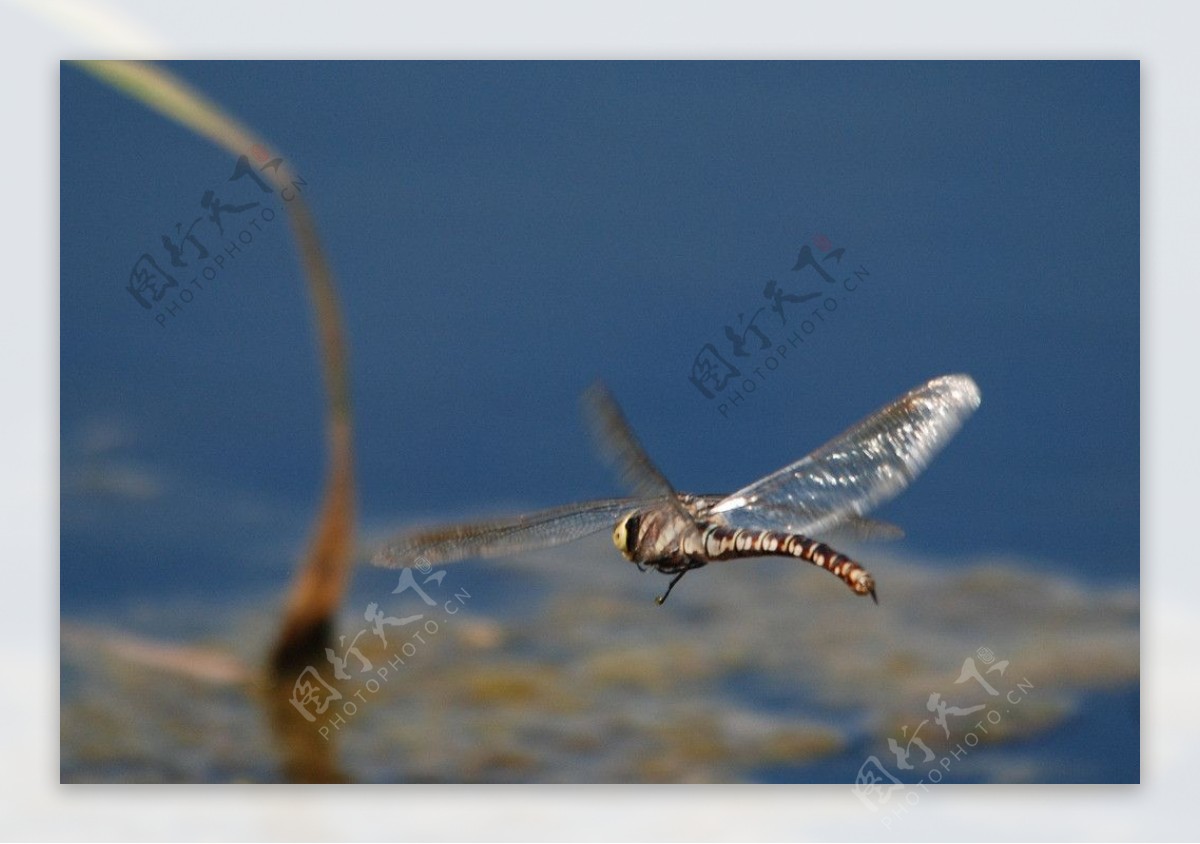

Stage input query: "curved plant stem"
[{"left": 75, "top": 61, "right": 356, "bottom": 677}]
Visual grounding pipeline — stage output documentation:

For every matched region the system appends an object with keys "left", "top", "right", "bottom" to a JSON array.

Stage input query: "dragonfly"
[{"left": 373, "top": 374, "right": 981, "bottom": 605}]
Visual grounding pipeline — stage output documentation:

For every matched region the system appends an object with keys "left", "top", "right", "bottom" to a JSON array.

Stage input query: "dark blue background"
[{"left": 61, "top": 61, "right": 1139, "bottom": 607}]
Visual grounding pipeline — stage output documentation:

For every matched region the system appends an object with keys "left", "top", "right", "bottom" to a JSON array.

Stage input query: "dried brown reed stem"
[{"left": 75, "top": 61, "right": 356, "bottom": 677}]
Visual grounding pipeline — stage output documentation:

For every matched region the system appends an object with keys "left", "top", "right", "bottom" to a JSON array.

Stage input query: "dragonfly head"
[{"left": 612, "top": 512, "right": 642, "bottom": 560}]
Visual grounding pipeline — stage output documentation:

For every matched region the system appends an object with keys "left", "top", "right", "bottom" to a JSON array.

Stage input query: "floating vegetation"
[{"left": 61, "top": 541, "right": 1137, "bottom": 783}]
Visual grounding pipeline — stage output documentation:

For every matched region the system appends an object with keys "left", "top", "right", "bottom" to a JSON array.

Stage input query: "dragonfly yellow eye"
[{"left": 613, "top": 513, "right": 640, "bottom": 558}]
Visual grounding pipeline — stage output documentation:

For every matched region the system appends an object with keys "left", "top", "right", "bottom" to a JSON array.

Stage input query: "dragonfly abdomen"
[{"left": 701, "top": 525, "right": 877, "bottom": 602}]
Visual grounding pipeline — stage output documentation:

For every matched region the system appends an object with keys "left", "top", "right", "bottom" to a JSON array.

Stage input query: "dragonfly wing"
[
  {"left": 584, "top": 380, "right": 704, "bottom": 541},
  {"left": 690, "top": 494, "right": 902, "bottom": 541},
  {"left": 827, "top": 515, "right": 905, "bottom": 542},
  {"left": 372, "top": 498, "right": 645, "bottom": 568},
  {"left": 708, "top": 374, "right": 981, "bottom": 535},
  {"left": 583, "top": 380, "right": 679, "bottom": 501}
]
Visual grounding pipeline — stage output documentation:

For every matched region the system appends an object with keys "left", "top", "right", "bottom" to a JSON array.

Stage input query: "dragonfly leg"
[{"left": 655, "top": 569, "right": 689, "bottom": 605}]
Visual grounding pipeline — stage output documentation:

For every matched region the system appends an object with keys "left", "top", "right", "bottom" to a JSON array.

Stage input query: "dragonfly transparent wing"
[
  {"left": 826, "top": 515, "right": 905, "bottom": 542},
  {"left": 708, "top": 374, "right": 981, "bottom": 536},
  {"left": 584, "top": 380, "right": 704, "bottom": 542},
  {"left": 689, "top": 494, "right": 902, "bottom": 541},
  {"left": 584, "top": 380, "right": 679, "bottom": 502},
  {"left": 372, "top": 498, "right": 645, "bottom": 568}
]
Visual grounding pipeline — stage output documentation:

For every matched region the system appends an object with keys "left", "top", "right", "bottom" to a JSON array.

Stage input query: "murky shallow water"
[{"left": 61, "top": 539, "right": 1138, "bottom": 783}]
